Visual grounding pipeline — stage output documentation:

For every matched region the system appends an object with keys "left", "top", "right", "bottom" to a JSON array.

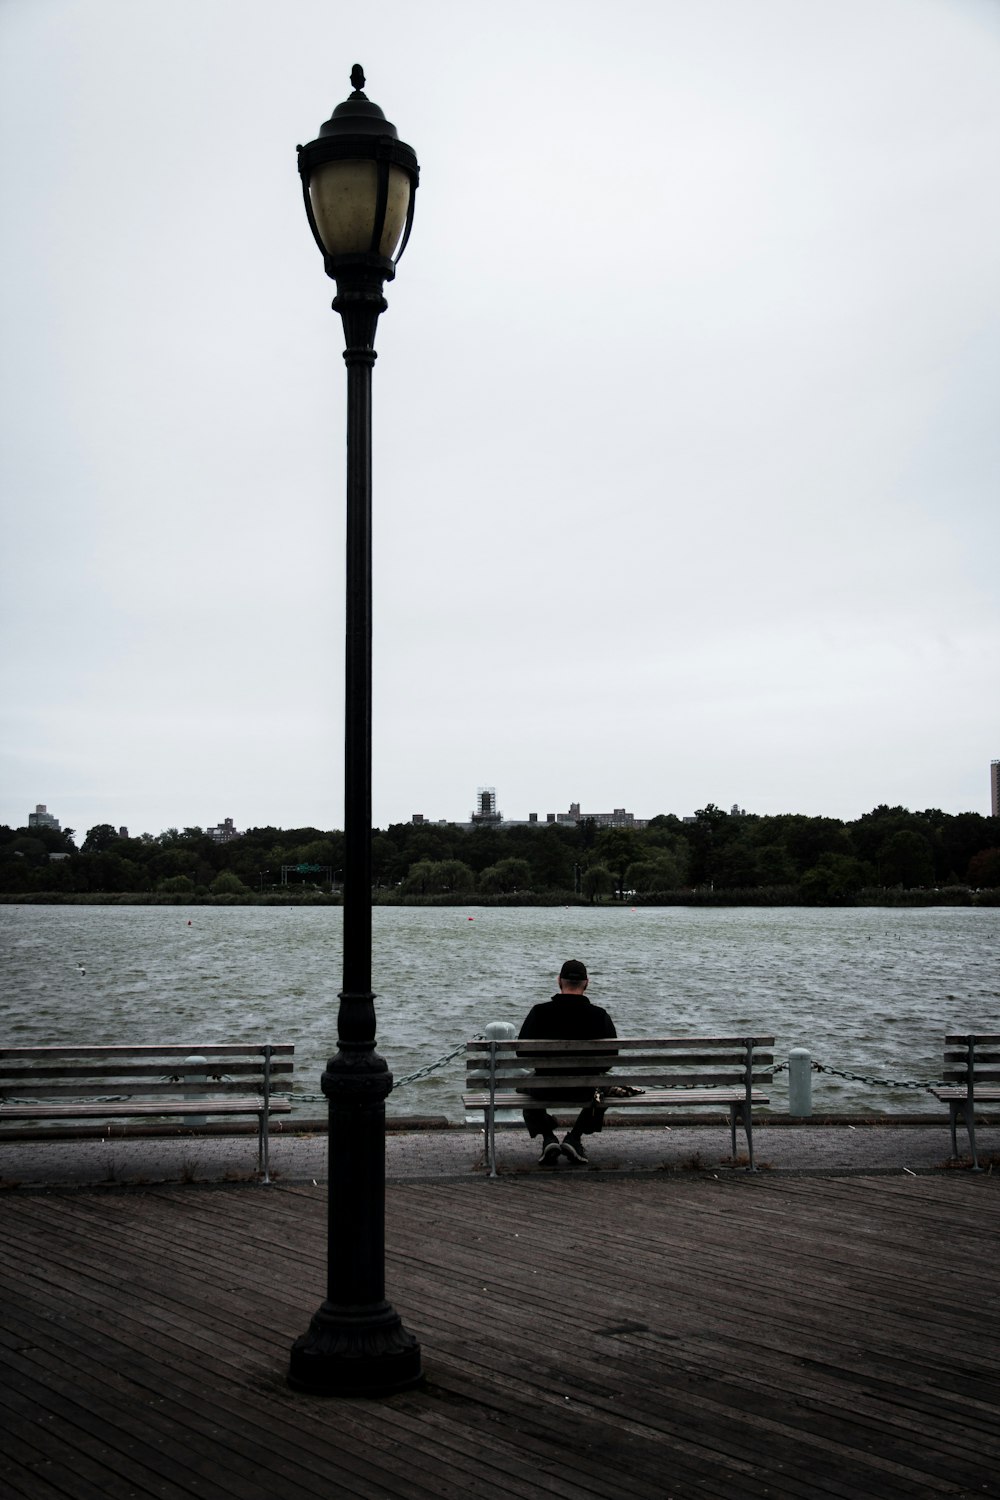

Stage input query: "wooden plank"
[
  {"left": 466, "top": 1036, "right": 776, "bottom": 1051},
  {"left": 0, "top": 1044, "right": 293, "bottom": 1060},
  {"left": 468, "top": 1052, "right": 773, "bottom": 1070},
  {"left": 1, "top": 1100, "right": 288, "bottom": 1118},
  {"left": 0, "top": 1092, "right": 289, "bottom": 1109},
  {"left": 463, "top": 1089, "right": 769, "bottom": 1107},
  {"left": 0, "top": 1062, "right": 293, "bottom": 1081}
]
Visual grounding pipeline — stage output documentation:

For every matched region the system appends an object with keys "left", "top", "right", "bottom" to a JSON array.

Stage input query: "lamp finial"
[{"left": 350, "top": 64, "right": 366, "bottom": 96}]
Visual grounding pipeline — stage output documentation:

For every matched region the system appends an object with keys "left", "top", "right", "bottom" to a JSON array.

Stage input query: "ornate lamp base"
[{"left": 289, "top": 1299, "right": 422, "bottom": 1396}]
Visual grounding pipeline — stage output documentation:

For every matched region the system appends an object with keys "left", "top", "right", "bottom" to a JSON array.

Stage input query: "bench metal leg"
[
  {"left": 259, "top": 1110, "right": 271, "bottom": 1184},
  {"left": 965, "top": 1104, "right": 980, "bottom": 1172},
  {"left": 949, "top": 1101, "right": 981, "bottom": 1170},
  {"left": 730, "top": 1102, "right": 756, "bottom": 1171},
  {"left": 485, "top": 1109, "right": 497, "bottom": 1178}
]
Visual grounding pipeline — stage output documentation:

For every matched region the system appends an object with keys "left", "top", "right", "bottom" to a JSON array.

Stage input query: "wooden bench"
[
  {"left": 0, "top": 1043, "right": 294, "bottom": 1182},
  {"left": 465, "top": 1035, "right": 773, "bottom": 1177},
  {"left": 932, "top": 1032, "right": 1000, "bottom": 1171}
]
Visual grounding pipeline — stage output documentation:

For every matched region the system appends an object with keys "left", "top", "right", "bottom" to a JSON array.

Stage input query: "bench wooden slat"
[
  {"left": 0, "top": 1043, "right": 294, "bottom": 1061},
  {"left": 945, "top": 1033, "right": 1000, "bottom": 1045},
  {"left": 0, "top": 1062, "right": 294, "bottom": 1084},
  {"left": 465, "top": 1089, "right": 770, "bottom": 1107},
  {"left": 466, "top": 1036, "right": 775, "bottom": 1052},
  {"left": 505, "top": 1052, "right": 773, "bottom": 1070},
  {"left": 494, "top": 1072, "right": 770, "bottom": 1092},
  {"left": 1, "top": 1082, "right": 286, "bottom": 1100},
  {"left": 932, "top": 1088, "right": 1000, "bottom": 1100},
  {"left": 0, "top": 1099, "right": 293, "bottom": 1118}
]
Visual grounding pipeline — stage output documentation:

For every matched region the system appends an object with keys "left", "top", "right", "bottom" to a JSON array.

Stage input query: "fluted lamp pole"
[{"left": 288, "top": 65, "right": 421, "bottom": 1397}]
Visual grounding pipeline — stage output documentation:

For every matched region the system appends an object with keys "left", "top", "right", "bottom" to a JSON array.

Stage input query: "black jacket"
[
  {"left": 518, "top": 993, "right": 617, "bottom": 1047},
  {"left": 517, "top": 994, "right": 617, "bottom": 1099}
]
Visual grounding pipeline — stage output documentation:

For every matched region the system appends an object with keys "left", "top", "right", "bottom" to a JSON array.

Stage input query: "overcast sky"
[{"left": 2, "top": 0, "right": 998, "bottom": 841}]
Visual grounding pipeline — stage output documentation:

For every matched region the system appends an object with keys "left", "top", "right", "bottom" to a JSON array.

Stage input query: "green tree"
[
  {"left": 81, "top": 828, "right": 118, "bottom": 852},
  {"left": 478, "top": 858, "right": 532, "bottom": 894},
  {"left": 594, "top": 829, "right": 642, "bottom": 900},
  {"left": 400, "top": 859, "right": 475, "bottom": 895},
  {"left": 967, "top": 847, "right": 1000, "bottom": 887},
  {"left": 209, "top": 871, "right": 250, "bottom": 895},
  {"left": 800, "top": 853, "right": 872, "bottom": 903},
  {"left": 624, "top": 854, "right": 685, "bottom": 893},
  {"left": 878, "top": 830, "right": 934, "bottom": 888},
  {"left": 582, "top": 864, "right": 614, "bottom": 902}
]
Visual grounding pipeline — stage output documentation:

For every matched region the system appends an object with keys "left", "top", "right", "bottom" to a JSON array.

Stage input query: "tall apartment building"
[
  {"left": 992, "top": 760, "right": 1000, "bottom": 818},
  {"left": 208, "top": 817, "right": 240, "bottom": 844},
  {"left": 28, "top": 804, "right": 60, "bottom": 831}
]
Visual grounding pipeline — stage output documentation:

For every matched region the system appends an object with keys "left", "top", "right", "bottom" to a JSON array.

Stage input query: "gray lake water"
[{"left": 1, "top": 904, "right": 997, "bottom": 1118}]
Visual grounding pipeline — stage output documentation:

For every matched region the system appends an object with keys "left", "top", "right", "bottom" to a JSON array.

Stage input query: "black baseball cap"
[{"left": 559, "top": 959, "right": 588, "bottom": 982}]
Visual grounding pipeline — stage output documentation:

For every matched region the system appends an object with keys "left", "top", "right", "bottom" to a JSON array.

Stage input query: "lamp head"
[{"left": 298, "top": 66, "right": 419, "bottom": 281}]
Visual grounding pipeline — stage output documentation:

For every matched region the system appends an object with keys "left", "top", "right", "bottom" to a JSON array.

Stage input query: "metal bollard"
[
  {"left": 787, "top": 1047, "right": 812, "bottom": 1117},
  {"left": 466, "top": 1021, "right": 521, "bottom": 1126}
]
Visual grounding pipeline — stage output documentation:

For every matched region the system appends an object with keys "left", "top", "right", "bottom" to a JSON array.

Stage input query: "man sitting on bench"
[{"left": 518, "top": 959, "right": 617, "bottom": 1166}]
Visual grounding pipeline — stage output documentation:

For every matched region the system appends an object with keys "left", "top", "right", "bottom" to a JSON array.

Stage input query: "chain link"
[
  {"left": 809, "top": 1061, "right": 947, "bottom": 1091},
  {"left": 292, "top": 1035, "right": 485, "bottom": 1103},
  {"left": 395, "top": 1035, "right": 482, "bottom": 1089}
]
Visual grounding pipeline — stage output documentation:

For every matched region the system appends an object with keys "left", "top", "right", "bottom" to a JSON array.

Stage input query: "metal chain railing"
[
  {"left": 395, "top": 1036, "right": 480, "bottom": 1089},
  {"left": 808, "top": 1060, "right": 947, "bottom": 1091},
  {"left": 292, "top": 1035, "right": 483, "bottom": 1104},
  {"left": 262, "top": 1045, "right": 954, "bottom": 1106}
]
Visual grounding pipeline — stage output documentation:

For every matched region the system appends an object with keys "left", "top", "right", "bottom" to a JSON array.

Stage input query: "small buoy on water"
[
  {"left": 187, "top": 920, "right": 192, "bottom": 926},
  {"left": 468, "top": 916, "right": 474, "bottom": 921}
]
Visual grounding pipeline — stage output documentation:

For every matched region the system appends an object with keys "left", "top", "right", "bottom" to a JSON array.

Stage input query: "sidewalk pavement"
[{"left": 1, "top": 1115, "right": 996, "bottom": 1188}]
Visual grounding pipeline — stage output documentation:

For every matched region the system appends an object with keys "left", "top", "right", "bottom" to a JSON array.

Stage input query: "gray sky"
[{"left": 2, "top": 0, "right": 998, "bottom": 840}]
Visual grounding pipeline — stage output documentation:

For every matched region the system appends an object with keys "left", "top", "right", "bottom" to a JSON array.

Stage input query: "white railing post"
[{"left": 788, "top": 1047, "right": 812, "bottom": 1117}]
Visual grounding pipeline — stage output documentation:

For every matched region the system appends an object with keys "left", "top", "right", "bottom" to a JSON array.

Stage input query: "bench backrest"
[
  {"left": 943, "top": 1034, "right": 1000, "bottom": 1099},
  {"left": 0, "top": 1044, "right": 294, "bottom": 1104},
  {"left": 466, "top": 1036, "right": 774, "bottom": 1097}
]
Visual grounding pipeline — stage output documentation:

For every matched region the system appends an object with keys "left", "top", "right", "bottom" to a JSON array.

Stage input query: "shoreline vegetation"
[
  {"left": 1, "top": 886, "right": 997, "bottom": 908},
  {"left": 3, "top": 802, "right": 998, "bottom": 908}
]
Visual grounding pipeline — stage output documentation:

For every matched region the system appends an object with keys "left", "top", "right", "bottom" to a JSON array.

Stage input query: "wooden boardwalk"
[{"left": 1, "top": 1172, "right": 997, "bottom": 1499}]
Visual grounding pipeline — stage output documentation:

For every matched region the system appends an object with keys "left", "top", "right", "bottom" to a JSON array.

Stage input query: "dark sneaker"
[
  {"left": 560, "top": 1136, "right": 588, "bottom": 1164},
  {"left": 538, "top": 1137, "right": 561, "bottom": 1166}
]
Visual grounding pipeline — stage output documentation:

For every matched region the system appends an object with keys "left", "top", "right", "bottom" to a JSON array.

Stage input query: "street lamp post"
[{"left": 288, "top": 66, "right": 421, "bottom": 1397}]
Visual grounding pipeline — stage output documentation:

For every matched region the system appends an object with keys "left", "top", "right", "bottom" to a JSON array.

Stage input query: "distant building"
[
  {"left": 208, "top": 817, "right": 240, "bottom": 844},
  {"left": 471, "top": 787, "right": 503, "bottom": 826},
  {"left": 119, "top": 826, "right": 129, "bottom": 840},
  {"left": 413, "top": 789, "right": 647, "bottom": 831},
  {"left": 992, "top": 760, "right": 1000, "bottom": 818},
  {"left": 28, "top": 804, "right": 60, "bottom": 831},
  {"left": 546, "top": 801, "right": 647, "bottom": 830}
]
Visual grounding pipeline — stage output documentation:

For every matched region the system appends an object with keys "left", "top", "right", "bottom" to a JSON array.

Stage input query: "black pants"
[{"left": 522, "top": 1094, "right": 606, "bottom": 1140}]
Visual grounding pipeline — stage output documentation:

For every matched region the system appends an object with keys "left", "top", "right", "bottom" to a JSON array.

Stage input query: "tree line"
[{"left": 1, "top": 803, "right": 998, "bottom": 903}]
